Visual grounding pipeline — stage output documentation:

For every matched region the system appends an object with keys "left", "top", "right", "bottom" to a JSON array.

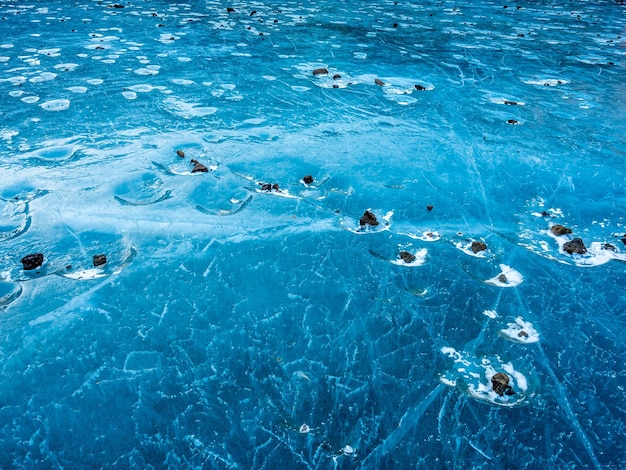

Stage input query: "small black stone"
[
  {"left": 21, "top": 253, "right": 44, "bottom": 270},
  {"left": 399, "top": 251, "right": 416, "bottom": 263},
  {"left": 414, "top": 84, "right": 426, "bottom": 90},
  {"left": 359, "top": 210, "right": 379, "bottom": 227},
  {"left": 303, "top": 175, "right": 314, "bottom": 184},
  {"left": 427, "top": 205, "right": 434, "bottom": 211},
  {"left": 551, "top": 224, "right": 572, "bottom": 235},
  {"left": 563, "top": 238, "right": 587, "bottom": 255},
  {"left": 93, "top": 254, "right": 107, "bottom": 267},
  {"left": 191, "top": 160, "right": 208, "bottom": 173},
  {"left": 602, "top": 243, "right": 616, "bottom": 252},
  {"left": 491, "top": 372, "right": 515, "bottom": 396},
  {"left": 471, "top": 241, "right": 487, "bottom": 253}
]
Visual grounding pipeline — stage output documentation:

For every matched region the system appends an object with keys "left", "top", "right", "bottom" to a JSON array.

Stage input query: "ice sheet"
[{"left": 0, "top": 0, "right": 625, "bottom": 468}]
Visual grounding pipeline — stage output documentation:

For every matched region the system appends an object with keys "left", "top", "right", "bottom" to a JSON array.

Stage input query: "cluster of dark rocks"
[
  {"left": 312, "top": 68, "right": 429, "bottom": 92},
  {"left": 175, "top": 148, "right": 209, "bottom": 173},
  {"left": 550, "top": 224, "right": 587, "bottom": 255},
  {"left": 20, "top": 253, "right": 107, "bottom": 271}
]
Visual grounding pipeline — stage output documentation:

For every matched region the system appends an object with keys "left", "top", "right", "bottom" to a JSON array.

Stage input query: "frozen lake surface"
[{"left": 1, "top": 0, "right": 625, "bottom": 468}]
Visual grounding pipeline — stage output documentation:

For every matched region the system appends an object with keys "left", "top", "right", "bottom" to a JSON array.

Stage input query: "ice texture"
[{"left": 0, "top": 0, "right": 625, "bottom": 469}]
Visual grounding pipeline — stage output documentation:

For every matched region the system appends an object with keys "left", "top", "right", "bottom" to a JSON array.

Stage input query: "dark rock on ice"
[
  {"left": 93, "top": 254, "right": 107, "bottom": 267},
  {"left": 359, "top": 210, "right": 379, "bottom": 227},
  {"left": 375, "top": 79, "right": 385, "bottom": 86},
  {"left": 399, "top": 251, "right": 416, "bottom": 263},
  {"left": 21, "top": 253, "right": 44, "bottom": 270},
  {"left": 176, "top": 149, "right": 185, "bottom": 158},
  {"left": 541, "top": 210, "right": 553, "bottom": 217},
  {"left": 333, "top": 74, "right": 341, "bottom": 80},
  {"left": 303, "top": 175, "right": 314, "bottom": 184},
  {"left": 190, "top": 159, "right": 208, "bottom": 173},
  {"left": 112, "top": 4, "right": 125, "bottom": 8},
  {"left": 227, "top": 7, "right": 235, "bottom": 13},
  {"left": 427, "top": 205, "right": 434, "bottom": 211},
  {"left": 551, "top": 224, "right": 572, "bottom": 235},
  {"left": 518, "top": 330, "right": 529, "bottom": 338},
  {"left": 497, "top": 273, "right": 508, "bottom": 284},
  {"left": 504, "top": 100, "right": 518, "bottom": 105},
  {"left": 260, "top": 183, "right": 280, "bottom": 192},
  {"left": 250, "top": 10, "right": 257, "bottom": 16},
  {"left": 491, "top": 372, "right": 515, "bottom": 396},
  {"left": 415, "top": 84, "right": 426, "bottom": 90},
  {"left": 507, "top": 119, "right": 519, "bottom": 124},
  {"left": 313, "top": 68, "right": 328, "bottom": 76},
  {"left": 471, "top": 241, "right": 487, "bottom": 253},
  {"left": 563, "top": 238, "right": 587, "bottom": 255},
  {"left": 602, "top": 243, "right": 616, "bottom": 251}
]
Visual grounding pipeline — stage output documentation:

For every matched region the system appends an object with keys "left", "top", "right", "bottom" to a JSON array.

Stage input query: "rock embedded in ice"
[
  {"left": 359, "top": 210, "right": 379, "bottom": 227},
  {"left": 312, "top": 68, "right": 328, "bottom": 76},
  {"left": 497, "top": 273, "right": 508, "bottom": 283},
  {"left": 93, "top": 254, "right": 107, "bottom": 267},
  {"left": 415, "top": 84, "right": 426, "bottom": 90},
  {"left": 551, "top": 224, "right": 572, "bottom": 235},
  {"left": 507, "top": 119, "right": 519, "bottom": 124},
  {"left": 563, "top": 237, "right": 587, "bottom": 255},
  {"left": 504, "top": 100, "right": 518, "bottom": 105},
  {"left": 332, "top": 74, "right": 341, "bottom": 80},
  {"left": 491, "top": 372, "right": 515, "bottom": 396},
  {"left": 427, "top": 205, "right": 433, "bottom": 211},
  {"left": 303, "top": 175, "right": 313, "bottom": 184},
  {"left": 190, "top": 159, "right": 208, "bottom": 173},
  {"left": 375, "top": 78, "right": 385, "bottom": 86},
  {"left": 21, "top": 253, "right": 44, "bottom": 270},
  {"left": 399, "top": 251, "right": 416, "bottom": 263},
  {"left": 260, "top": 183, "right": 280, "bottom": 192},
  {"left": 176, "top": 149, "right": 185, "bottom": 158},
  {"left": 298, "top": 424, "right": 310, "bottom": 433},
  {"left": 602, "top": 243, "right": 616, "bottom": 252},
  {"left": 471, "top": 241, "right": 487, "bottom": 253}
]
